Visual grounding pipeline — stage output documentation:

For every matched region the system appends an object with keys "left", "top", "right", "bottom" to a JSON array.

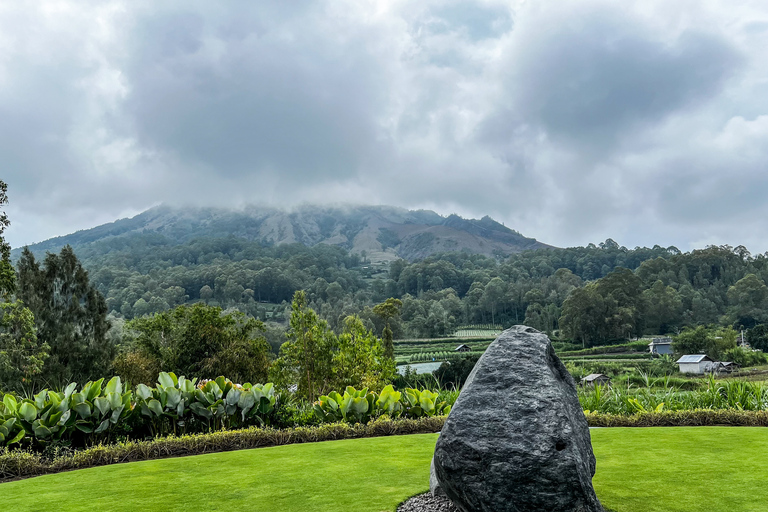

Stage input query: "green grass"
[
  {"left": 592, "top": 427, "right": 768, "bottom": 512},
  {"left": 2, "top": 428, "right": 767, "bottom": 511}
]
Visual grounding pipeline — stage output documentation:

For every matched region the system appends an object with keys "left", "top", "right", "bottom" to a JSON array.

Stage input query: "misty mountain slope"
[{"left": 15, "top": 204, "right": 552, "bottom": 261}]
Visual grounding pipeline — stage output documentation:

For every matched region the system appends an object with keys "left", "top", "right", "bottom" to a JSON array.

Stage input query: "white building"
[
  {"left": 648, "top": 337, "right": 674, "bottom": 355},
  {"left": 676, "top": 354, "right": 714, "bottom": 374}
]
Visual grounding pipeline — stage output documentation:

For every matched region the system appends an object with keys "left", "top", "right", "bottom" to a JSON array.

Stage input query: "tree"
[
  {"left": 673, "top": 325, "right": 736, "bottom": 360},
  {"left": 16, "top": 246, "right": 113, "bottom": 384},
  {"left": 0, "top": 180, "right": 15, "bottom": 299},
  {"left": 271, "top": 291, "right": 335, "bottom": 400},
  {"left": 0, "top": 300, "right": 48, "bottom": 390},
  {"left": 125, "top": 303, "right": 271, "bottom": 383},
  {"left": 0, "top": 181, "right": 48, "bottom": 391},
  {"left": 559, "top": 283, "right": 606, "bottom": 347},
  {"left": 372, "top": 297, "right": 402, "bottom": 360},
  {"left": 745, "top": 324, "right": 768, "bottom": 352},
  {"left": 642, "top": 280, "right": 683, "bottom": 334},
  {"left": 332, "top": 315, "right": 395, "bottom": 391},
  {"left": 727, "top": 274, "right": 768, "bottom": 328}
]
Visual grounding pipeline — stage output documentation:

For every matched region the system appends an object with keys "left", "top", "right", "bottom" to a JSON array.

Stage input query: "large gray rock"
[{"left": 432, "top": 325, "right": 602, "bottom": 512}]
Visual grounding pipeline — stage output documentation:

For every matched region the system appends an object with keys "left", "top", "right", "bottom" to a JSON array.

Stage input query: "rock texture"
[{"left": 432, "top": 325, "right": 602, "bottom": 512}]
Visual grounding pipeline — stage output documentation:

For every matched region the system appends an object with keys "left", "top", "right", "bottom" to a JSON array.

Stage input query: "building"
[
  {"left": 713, "top": 361, "right": 741, "bottom": 374},
  {"left": 455, "top": 344, "right": 472, "bottom": 352},
  {"left": 581, "top": 373, "right": 611, "bottom": 386},
  {"left": 676, "top": 355, "right": 714, "bottom": 374},
  {"left": 648, "top": 337, "right": 674, "bottom": 355}
]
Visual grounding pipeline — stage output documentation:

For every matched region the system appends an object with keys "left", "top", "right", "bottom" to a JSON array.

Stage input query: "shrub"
[{"left": 0, "top": 416, "right": 446, "bottom": 482}]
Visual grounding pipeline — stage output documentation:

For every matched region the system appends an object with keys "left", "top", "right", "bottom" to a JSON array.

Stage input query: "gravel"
[{"left": 397, "top": 493, "right": 459, "bottom": 512}]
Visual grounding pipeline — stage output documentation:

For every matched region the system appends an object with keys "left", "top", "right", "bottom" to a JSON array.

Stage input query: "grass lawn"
[{"left": 2, "top": 427, "right": 767, "bottom": 512}]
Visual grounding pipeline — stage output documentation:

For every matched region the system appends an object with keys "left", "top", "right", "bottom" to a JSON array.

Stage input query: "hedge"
[
  {"left": 0, "top": 416, "right": 446, "bottom": 482},
  {"left": 586, "top": 409, "right": 768, "bottom": 427}
]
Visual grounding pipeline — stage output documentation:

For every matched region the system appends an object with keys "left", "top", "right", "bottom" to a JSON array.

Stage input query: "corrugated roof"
[
  {"left": 648, "top": 340, "right": 673, "bottom": 345},
  {"left": 582, "top": 373, "right": 609, "bottom": 381},
  {"left": 676, "top": 354, "right": 712, "bottom": 363}
]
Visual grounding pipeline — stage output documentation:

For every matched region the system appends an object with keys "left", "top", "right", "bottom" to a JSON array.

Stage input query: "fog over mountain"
[
  {"left": 3, "top": 1, "right": 768, "bottom": 252},
  {"left": 18, "top": 204, "right": 551, "bottom": 262}
]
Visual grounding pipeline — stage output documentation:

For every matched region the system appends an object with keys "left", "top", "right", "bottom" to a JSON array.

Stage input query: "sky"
[{"left": 2, "top": 0, "right": 768, "bottom": 253}]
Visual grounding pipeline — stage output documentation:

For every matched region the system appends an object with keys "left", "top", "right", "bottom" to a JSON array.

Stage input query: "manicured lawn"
[
  {"left": 592, "top": 427, "right": 768, "bottom": 512},
  {"left": 2, "top": 428, "right": 767, "bottom": 511}
]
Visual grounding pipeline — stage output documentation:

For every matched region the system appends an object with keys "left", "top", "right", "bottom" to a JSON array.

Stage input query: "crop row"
[{"left": 579, "top": 377, "right": 768, "bottom": 415}]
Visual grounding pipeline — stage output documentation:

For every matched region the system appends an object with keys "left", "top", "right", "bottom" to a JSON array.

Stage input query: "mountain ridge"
[{"left": 15, "top": 204, "right": 553, "bottom": 261}]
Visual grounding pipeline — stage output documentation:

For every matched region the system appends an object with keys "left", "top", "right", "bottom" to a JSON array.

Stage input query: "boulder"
[{"left": 432, "top": 325, "right": 602, "bottom": 512}]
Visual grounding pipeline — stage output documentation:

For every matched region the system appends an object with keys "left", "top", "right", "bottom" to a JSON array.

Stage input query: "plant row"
[
  {"left": 405, "top": 351, "right": 483, "bottom": 363},
  {"left": 0, "top": 373, "right": 452, "bottom": 450},
  {"left": 0, "top": 416, "right": 446, "bottom": 483},
  {"left": 579, "top": 377, "right": 768, "bottom": 415},
  {"left": 0, "top": 373, "right": 276, "bottom": 449},
  {"left": 313, "top": 385, "right": 451, "bottom": 424}
]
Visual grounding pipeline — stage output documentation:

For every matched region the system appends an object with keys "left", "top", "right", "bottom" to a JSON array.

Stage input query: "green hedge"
[
  {"left": 586, "top": 409, "right": 768, "bottom": 427},
  {"left": 0, "top": 417, "right": 446, "bottom": 482}
]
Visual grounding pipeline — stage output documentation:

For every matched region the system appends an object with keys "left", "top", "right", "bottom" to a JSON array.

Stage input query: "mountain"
[{"left": 16, "top": 204, "right": 552, "bottom": 261}]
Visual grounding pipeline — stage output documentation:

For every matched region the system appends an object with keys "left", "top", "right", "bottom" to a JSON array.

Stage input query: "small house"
[
  {"left": 676, "top": 355, "right": 714, "bottom": 374},
  {"left": 581, "top": 374, "right": 611, "bottom": 387},
  {"left": 648, "top": 337, "right": 674, "bottom": 355},
  {"left": 455, "top": 344, "right": 472, "bottom": 352}
]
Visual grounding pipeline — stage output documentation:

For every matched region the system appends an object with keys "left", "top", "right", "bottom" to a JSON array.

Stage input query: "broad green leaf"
[
  {"left": 74, "top": 403, "right": 92, "bottom": 419},
  {"left": 19, "top": 402, "right": 37, "bottom": 423},
  {"left": 95, "top": 418, "right": 110, "bottom": 434},
  {"left": 158, "top": 372, "right": 175, "bottom": 388},
  {"left": 107, "top": 392, "right": 122, "bottom": 410},
  {"left": 86, "top": 378, "right": 105, "bottom": 401},
  {"left": 58, "top": 410, "right": 71, "bottom": 426},
  {"left": 34, "top": 390, "right": 48, "bottom": 409},
  {"left": 166, "top": 387, "right": 181, "bottom": 409},
  {"left": 148, "top": 399, "right": 163, "bottom": 417},
  {"left": 110, "top": 405, "right": 124, "bottom": 423},
  {"left": 63, "top": 382, "right": 77, "bottom": 398},
  {"left": 9, "top": 429, "right": 25, "bottom": 445},
  {"left": 3, "top": 395, "right": 18, "bottom": 414},
  {"left": 105, "top": 376, "right": 122, "bottom": 395},
  {"left": 94, "top": 397, "right": 110, "bottom": 416},
  {"left": 75, "top": 424, "right": 93, "bottom": 434},
  {"left": 136, "top": 384, "right": 152, "bottom": 401},
  {"left": 33, "top": 424, "right": 52, "bottom": 438}
]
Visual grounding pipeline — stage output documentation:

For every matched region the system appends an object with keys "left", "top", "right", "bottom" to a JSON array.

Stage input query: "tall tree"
[
  {"left": 0, "top": 180, "right": 15, "bottom": 298},
  {"left": 16, "top": 246, "right": 113, "bottom": 384},
  {"left": 0, "top": 180, "right": 48, "bottom": 391},
  {"left": 271, "top": 291, "right": 335, "bottom": 400},
  {"left": 372, "top": 297, "right": 402, "bottom": 360},
  {"left": 332, "top": 315, "right": 395, "bottom": 391}
]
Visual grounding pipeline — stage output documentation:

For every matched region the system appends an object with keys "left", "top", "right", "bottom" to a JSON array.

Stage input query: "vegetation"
[
  {"left": 0, "top": 418, "right": 445, "bottom": 482},
  {"left": 578, "top": 376, "right": 768, "bottom": 415},
  {"left": 1, "top": 429, "right": 767, "bottom": 512}
]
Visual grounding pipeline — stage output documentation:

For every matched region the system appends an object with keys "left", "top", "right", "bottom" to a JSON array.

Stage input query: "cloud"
[{"left": 1, "top": 0, "right": 768, "bottom": 254}]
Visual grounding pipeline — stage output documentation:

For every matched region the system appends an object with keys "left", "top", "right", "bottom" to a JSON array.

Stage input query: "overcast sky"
[{"left": 2, "top": 0, "right": 768, "bottom": 253}]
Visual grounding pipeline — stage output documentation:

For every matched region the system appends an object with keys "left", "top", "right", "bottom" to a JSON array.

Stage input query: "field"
[
  {"left": 1, "top": 428, "right": 766, "bottom": 512},
  {"left": 451, "top": 324, "right": 504, "bottom": 338}
]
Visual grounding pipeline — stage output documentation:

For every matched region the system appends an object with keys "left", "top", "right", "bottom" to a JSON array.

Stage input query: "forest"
[
  {"left": 6, "top": 175, "right": 768, "bottom": 392},
  {"left": 28, "top": 231, "right": 768, "bottom": 345}
]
